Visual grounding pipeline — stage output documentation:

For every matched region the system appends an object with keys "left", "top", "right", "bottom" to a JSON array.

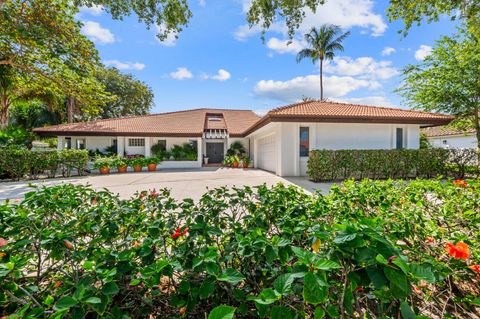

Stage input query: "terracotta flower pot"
[
  {"left": 147, "top": 163, "right": 157, "bottom": 171},
  {"left": 117, "top": 166, "right": 128, "bottom": 173},
  {"left": 133, "top": 165, "right": 143, "bottom": 172},
  {"left": 243, "top": 163, "right": 249, "bottom": 168},
  {"left": 99, "top": 167, "right": 110, "bottom": 174},
  {"left": 233, "top": 162, "right": 239, "bottom": 168}
]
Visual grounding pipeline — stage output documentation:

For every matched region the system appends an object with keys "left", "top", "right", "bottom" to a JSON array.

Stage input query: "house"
[
  {"left": 33, "top": 101, "right": 453, "bottom": 176},
  {"left": 422, "top": 126, "right": 477, "bottom": 149}
]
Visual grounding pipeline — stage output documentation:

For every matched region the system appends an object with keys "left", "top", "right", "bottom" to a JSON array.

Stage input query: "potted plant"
[
  {"left": 114, "top": 156, "right": 128, "bottom": 173},
  {"left": 93, "top": 156, "right": 113, "bottom": 174},
  {"left": 232, "top": 155, "right": 240, "bottom": 168},
  {"left": 129, "top": 157, "right": 145, "bottom": 172},
  {"left": 242, "top": 156, "right": 251, "bottom": 168},
  {"left": 146, "top": 157, "right": 159, "bottom": 171},
  {"left": 222, "top": 156, "right": 232, "bottom": 167}
]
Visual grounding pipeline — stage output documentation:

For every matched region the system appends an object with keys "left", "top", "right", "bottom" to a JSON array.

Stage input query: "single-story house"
[
  {"left": 422, "top": 126, "right": 477, "bottom": 149},
  {"left": 34, "top": 101, "right": 453, "bottom": 176}
]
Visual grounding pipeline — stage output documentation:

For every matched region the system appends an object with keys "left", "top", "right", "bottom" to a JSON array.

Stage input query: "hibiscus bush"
[{"left": 0, "top": 179, "right": 479, "bottom": 318}]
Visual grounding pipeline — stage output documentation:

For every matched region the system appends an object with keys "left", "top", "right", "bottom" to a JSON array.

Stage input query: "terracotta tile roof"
[
  {"left": 34, "top": 102, "right": 454, "bottom": 138},
  {"left": 422, "top": 125, "right": 476, "bottom": 137},
  {"left": 34, "top": 108, "right": 261, "bottom": 137},
  {"left": 244, "top": 101, "right": 454, "bottom": 135}
]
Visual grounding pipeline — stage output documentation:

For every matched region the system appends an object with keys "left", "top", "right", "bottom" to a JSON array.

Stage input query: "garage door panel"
[{"left": 257, "top": 135, "right": 276, "bottom": 173}]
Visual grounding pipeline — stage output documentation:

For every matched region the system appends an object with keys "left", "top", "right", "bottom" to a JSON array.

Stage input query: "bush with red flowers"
[{"left": 0, "top": 178, "right": 479, "bottom": 318}]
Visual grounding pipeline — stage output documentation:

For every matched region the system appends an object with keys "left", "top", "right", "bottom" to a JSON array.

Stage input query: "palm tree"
[{"left": 296, "top": 25, "right": 350, "bottom": 100}]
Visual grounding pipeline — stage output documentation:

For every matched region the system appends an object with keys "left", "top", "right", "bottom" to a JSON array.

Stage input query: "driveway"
[{"left": 0, "top": 168, "right": 334, "bottom": 201}]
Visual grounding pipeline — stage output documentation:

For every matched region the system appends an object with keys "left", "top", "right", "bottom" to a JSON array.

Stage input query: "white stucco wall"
[
  {"left": 427, "top": 135, "right": 477, "bottom": 149},
  {"left": 248, "top": 122, "right": 422, "bottom": 177}
]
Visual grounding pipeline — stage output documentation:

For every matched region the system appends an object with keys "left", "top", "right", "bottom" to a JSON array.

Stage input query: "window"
[
  {"left": 76, "top": 139, "right": 86, "bottom": 150},
  {"left": 396, "top": 128, "right": 404, "bottom": 149},
  {"left": 65, "top": 137, "right": 72, "bottom": 149},
  {"left": 208, "top": 116, "right": 222, "bottom": 122},
  {"left": 300, "top": 127, "right": 310, "bottom": 157},
  {"left": 154, "top": 140, "right": 167, "bottom": 151},
  {"left": 128, "top": 138, "right": 145, "bottom": 147}
]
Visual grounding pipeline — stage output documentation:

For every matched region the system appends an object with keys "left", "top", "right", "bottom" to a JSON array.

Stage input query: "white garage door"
[{"left": 257, "top": 135, "right": 277, "bottom": 173}]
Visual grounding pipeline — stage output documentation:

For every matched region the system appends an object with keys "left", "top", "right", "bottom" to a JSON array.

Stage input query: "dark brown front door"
[{"left": 206, "top": 143, "right": 224, "bottom": 163}]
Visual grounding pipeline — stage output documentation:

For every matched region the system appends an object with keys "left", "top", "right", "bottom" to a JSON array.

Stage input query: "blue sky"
[{"left": 77, "top": 0, "right": 458, "bottom": 114}]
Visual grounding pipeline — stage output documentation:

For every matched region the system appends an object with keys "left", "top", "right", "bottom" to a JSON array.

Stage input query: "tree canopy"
[
  {"left": 96, "top": 67, "right": 154, "bottom": 119},
  {"left": 0, "top": 0, "right": 110, "bottom": 126},
  {"left": 398, "top": 28, "right": 480, "bottom": 149}
]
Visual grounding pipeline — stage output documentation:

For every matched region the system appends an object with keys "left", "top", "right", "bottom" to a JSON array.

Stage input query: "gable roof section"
[
  {"left": 421, "top": 125, "right": 476, "bottom": 137},
  {"left": 244, "top": 101, "right": 454, "bottom": 135},
  {"left": 34, "top": 108, "right": 261, "bottom": 137}
]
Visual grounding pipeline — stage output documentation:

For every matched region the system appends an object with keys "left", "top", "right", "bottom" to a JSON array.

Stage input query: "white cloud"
[
  {"left": 334, "top": 96, "right": 393, "bottom": 107},
  {"left": 199, "top": 0, "right": 206, "bottom": 7},
  {"left": 254, "top": 75, "right": 378, "bottom": 102},
  {"left": 202, "top": 69, "right": 231, "bottom": 81},
  {"left": 212, "top": 69, "right": 231, "bottom": 81},
  {"left": 79, "top": 5, "right": 103, "bottom": 16},
  {"left": 155, "top": 24, "right": 178, "bottom": 47},
  {"left": 266, "top": 37, "right": 304, "bottom": 54},
  {"left": 104, "top": 60, "right": 145, "bottom": 71},
  {"left": 381, "top": 47, "right": 396, "bottom": 56},
  {"left": 170, "top": 67, "right": 193, "bottom": 80},
  {"left": 235, "top": 0, "right": 387, "bottom": 41},
  {"left": 81, "top": 21, "right": 115, "bottom": 44},
  {"left": 415, "top": 45, "right": 433, "bottom": 61},
  {"left": 324, "top": 56, "right": 399, "bottom": 80}
]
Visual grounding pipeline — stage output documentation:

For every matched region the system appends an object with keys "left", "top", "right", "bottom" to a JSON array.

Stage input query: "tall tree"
[
  {"left": 398, "top": 28, "right": 480, "bottom": 151},
  {"left": 96, "top": 67, "right": 154, "bottom": 119},
  {"left": 296, "top": 25, "right": 349, "bottom": 100},
  {"left": 0, "top": 0, "right": 110, "bottom": 126}
]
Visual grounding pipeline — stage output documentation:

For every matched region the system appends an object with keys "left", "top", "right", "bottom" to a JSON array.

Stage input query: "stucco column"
[
  {"left": 117, "top": 136, "right": 125, "bottom": 156},
  {"left": 145, "top": 137, "right": 151, "bottom": 157},
  {"left": 197, "top": 137, "right": 203, "bottom": 166},
  {"left": 57, "top": 136, "right": 64, "bottom": 150}
]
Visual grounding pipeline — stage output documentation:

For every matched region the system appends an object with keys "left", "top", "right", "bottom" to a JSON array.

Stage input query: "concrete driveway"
[{"left": 0, "top": 168, "right": 334, "bottom": 201}]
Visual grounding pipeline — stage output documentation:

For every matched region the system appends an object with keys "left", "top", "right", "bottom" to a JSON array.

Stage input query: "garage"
[{"left": 256, "top": 134, "right": 277, "bottom": 173}]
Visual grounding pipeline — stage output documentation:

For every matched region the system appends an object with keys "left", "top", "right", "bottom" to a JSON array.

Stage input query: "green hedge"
[
  {"left": 307, "top": 149, "right": 479, "bottom": 182},
  {"left": 0, "top": 147, "right": 89, "bottom": 180}
]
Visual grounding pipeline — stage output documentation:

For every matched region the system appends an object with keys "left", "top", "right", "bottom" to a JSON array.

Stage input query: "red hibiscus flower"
[
  {"left": 453, "top": 179, "right": 468, "bottom": 188},
  {"left": 468, "top": 265, "right": 480, "bottom": 273},
  {"left": 63, "top": 239, "right": 74, "bottom": 250},
  {"left": 171, "top": 227, "right": 188, "bottom": 239},
  {"left": 446, "top": 241, "right": 469, "bottom": 260},
  {"left": 0, "top": 238, "right": 8, "bottom": 247}
]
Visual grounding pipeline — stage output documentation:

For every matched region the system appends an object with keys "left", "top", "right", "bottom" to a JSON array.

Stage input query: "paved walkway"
[{"left": 0, "top": 168, "right": 334, "bottom": 201}]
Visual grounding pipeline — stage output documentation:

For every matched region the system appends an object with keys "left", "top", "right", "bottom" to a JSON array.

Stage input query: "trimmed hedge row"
[
  {"left": 307, "top": 149, "right": 479, "bottom": 182},
  {"left": 0, "top": 147, "right": 89, "bottom": 180}
]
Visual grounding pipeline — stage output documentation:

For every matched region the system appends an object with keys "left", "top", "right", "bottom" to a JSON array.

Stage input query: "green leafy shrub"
[
  {"left": 1, "top": 179, "right": 479, "bottom": 318},
  {"left": 0, "top": 148, "right": 88, "bottom": 180},
  {"left": 308, "top": 149, "right": 479, "bottom": 182},
  {"left": 59, "top": 149, "right": 89, "bottom": 177},
  {"left": 151, "top": 141, "right": 168, "bottom": 160}
]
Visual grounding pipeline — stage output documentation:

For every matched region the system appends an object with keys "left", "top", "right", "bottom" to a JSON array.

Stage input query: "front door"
[{"left": 206, "top": 142, "right": 224, "bottom": 163}]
